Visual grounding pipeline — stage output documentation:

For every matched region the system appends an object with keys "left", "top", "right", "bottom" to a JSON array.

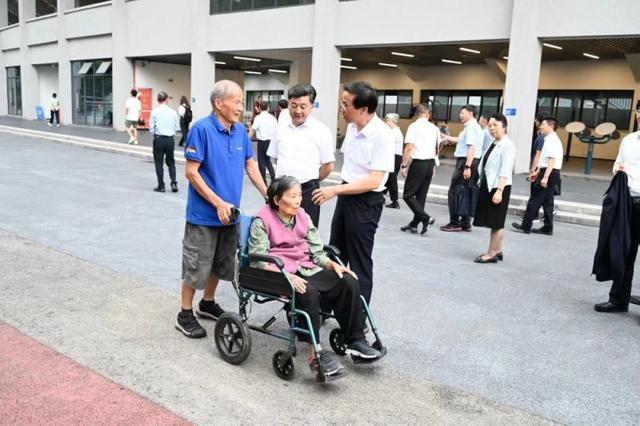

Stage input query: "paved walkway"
[
  {"left": 0, "top": 115, "right": 611, "bottom": 205},
  {"left": 1, "top": 133, "right": 639, "bottom": 424}
]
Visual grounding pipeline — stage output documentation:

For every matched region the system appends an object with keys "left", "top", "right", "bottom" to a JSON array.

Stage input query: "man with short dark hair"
[
  {"left": 513, "top": 116, "right": 563, "bottom": 234},
  {"left": 267, "top": 84, "right": 335, "bottom": 227},
  {"left": 277, "top": 99, "right": 291, "bottom": 127},
  {"left": 175, "top": 80, "right": 267, "bottom": 339},
  {"left": 149, "top": 91, "right": 180, "bottom": 193},
  {"left": 249, "top": 100, "right": 277, "bottom": 185},
  {"left": 400, "top": 104, "right": 439, "bottom": 234},
  {"left": 312, "top": 81, "right": 394, "bottom": 303},
  {"left": 440, "top": 105, "right": 484, "bottom": 232}
]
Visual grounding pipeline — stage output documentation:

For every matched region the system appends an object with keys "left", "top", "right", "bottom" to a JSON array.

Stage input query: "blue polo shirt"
[{"left": 184, "top": 114, "right": 253, "bottom": 227}]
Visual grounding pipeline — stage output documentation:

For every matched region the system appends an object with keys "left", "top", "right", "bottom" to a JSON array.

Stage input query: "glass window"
[
  {"left": 8, "top": 0, "right": 19, "bottom": 25},
  {"left": 480, "top": 92, "right": 500, "bottom": 117},
  {"left": 605, "top": 92, "right": 633, "bottom": 130},
  {"left": 397, "top": 92, "right": 413, "bottom": 118},
  {"left": 555, "top": 92, "right": 581, "bottom": 126},
  {"left": 211, "top": 0, "right": 314, "bottom": 14},
  {"left": 581, "top": 93, "right": 607, "bottom": 128},
  {"left": 72, "top": 59, "right": 112, "bottom": 127},
  {"left": 432, "top": 92, "right": 450, "bottom": 121},
  {"left": 450, "top": 95, "right": 467, "bottom": 122},
  {"left": 377, "top": 90, "right": 413, "bottom": 119},
  {"left": 75, "top": 0, "right": 108, "bottom": 7},
  {"left": 36, "top": 0, "right": 57, "bottom": 17},
  {"left": 536, "top": 91, "right": 555, "bottom": 117},
  {"left": 6, "top": 66, "right": 22, "bottom": 116}
]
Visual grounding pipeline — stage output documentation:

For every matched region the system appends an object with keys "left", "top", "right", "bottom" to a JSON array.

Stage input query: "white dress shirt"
[
  {"left": 404, "top": 118, "right": 440, "bottom": 160},
  {"left": 278, "top": 108, "right": 291, "bottom": 127},
  {"left": 252, "top": 111, "right": 278, "bottom": 141},
  {"left": 125, "top": 97, "right": 141, "bottom": 121},
  {"left": 539, "top": 132, "right": 564, "bottom": 170},
  {"left": 267, "top": 115, "right": 335, "bottom": 183},
  {"left": 340, "top": 115, "right": 395, "bottom": 192},
  {"left": 391, "top": 126, "right": 404, "bottom": 156},
  {"left": 614, "top": 131, "right": 640, "bottom": 196}
]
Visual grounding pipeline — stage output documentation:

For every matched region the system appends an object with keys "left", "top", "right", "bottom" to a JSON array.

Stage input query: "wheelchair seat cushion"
[{"left": 238, "top": 267, "right": 293, "bottom": 298}]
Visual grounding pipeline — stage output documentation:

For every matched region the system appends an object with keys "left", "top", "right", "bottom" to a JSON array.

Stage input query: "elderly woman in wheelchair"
[{"left": 248, "top": 175, "right": 383, "bottom": 379}]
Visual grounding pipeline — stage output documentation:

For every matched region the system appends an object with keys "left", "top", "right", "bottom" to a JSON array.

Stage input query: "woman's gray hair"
[
  {"left": 385, "top": 113, "right": 400, "bottom": 124},
  {"left": 267, "top": 175, "right": 300, "bottom": 209}
]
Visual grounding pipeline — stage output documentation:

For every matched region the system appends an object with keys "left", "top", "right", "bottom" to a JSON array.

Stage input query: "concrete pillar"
[
  {"left": 18, "top": 0, "right": 37, "bottom": 119},
  {"left": 60, "top": 0, "right": 75, "bottom": 12},
  {"left": 289, "top": 58, "right": 311, "bottom": 87},
  {"left": 189, "top": 0, "right": 215, "bottom": 121},
  {"left": 22, "top": 0, "right": 35, "bottom": 20},
  {"left": 0, "top": 1, "right": 9, "bottom": 27},
  {"left": 502, "top": 0, "right": 542, "bottom": 174},
  {"left": 111, "top": 0, "right": 133, "bottom": 131},
  {"left": 310, "top": 0, "right": 341, "bottom": 144},
  {"left": 57, "top": 0, "right": 72, "bottom": 124}
]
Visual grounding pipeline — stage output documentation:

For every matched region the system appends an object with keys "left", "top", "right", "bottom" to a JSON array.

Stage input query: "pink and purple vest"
[{"left": 255, "top": 206, "right": 317, "bottom": 273}]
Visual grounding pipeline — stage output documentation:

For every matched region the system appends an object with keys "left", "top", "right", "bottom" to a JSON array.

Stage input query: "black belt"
[{"left": 632, "top": 197, "right": 640, "bottom": 205}]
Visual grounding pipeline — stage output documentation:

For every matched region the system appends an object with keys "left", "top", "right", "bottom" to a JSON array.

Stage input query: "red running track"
[{"left": 0, "top": 322, "right": 190, "bottom": 425}]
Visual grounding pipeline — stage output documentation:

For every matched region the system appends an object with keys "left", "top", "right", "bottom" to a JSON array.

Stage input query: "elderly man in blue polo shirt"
[{"left": 175, "top": 80, "right": 267, "bottom": 339}]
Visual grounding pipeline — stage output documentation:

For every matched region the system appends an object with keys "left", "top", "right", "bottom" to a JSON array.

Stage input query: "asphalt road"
[{"left": 1, "top": 133, "right": 639, "bottom": 425}]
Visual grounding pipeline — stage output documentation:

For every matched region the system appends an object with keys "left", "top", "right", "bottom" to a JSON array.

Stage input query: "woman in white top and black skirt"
[{"left": 473, "top": 113, "right": 517, "bottom": 263}]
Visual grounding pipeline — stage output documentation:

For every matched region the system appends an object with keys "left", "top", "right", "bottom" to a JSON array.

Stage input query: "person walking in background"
[
  {"left": 512, "top": 116, "right": 563, "bottom": 235},
  {"left": 384, "top": 113, "right": 404, "bottom": 209},
  {"left": 399, "top": 104, "right": 439, "bottom": 234},
  {"left": 48, "top": 93, "right": 60, "bottom": 128},
  {"left": 125, "top": 89, "right": 142, "bottom": 145},
  {"left": 277, "top": 99, "right": 291, "bottom": 127},
  {"left": 478, "top": 114, "right": 495, "bottom": 156},
  {"left": 178, "top": 96, "right": 193, "bottom": 147},
  {"left": 473, "top": 113, "right": 516, "bottom": 263},
  {"left": 440, "top": 105, "right": 483, "bottom": 232},
  {"left": 249, "top": 100, "right": 278, "bottom": 185},
  {"left": 149, "top": 91, "right": 180, "bottom": 193}
]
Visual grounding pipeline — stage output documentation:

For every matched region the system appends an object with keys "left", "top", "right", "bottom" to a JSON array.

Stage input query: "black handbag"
[{"left": 454, "top": 182, "right": 479, "bottom": 217}]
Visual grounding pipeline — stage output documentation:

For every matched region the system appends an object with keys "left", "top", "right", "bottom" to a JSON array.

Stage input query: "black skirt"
[{"left": 473, "top": 178, "right": 511, "bottom": 230}]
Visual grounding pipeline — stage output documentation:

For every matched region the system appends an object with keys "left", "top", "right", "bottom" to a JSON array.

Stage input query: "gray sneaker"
[
  {"left": 310, "top": 351, "right": 347, "bottom": 378},
  {"left": 175, "top": 311, "right": 206, "bottom": 338},
  {"left": 346, "top": 339, "right": 382, "bottom": 360}
]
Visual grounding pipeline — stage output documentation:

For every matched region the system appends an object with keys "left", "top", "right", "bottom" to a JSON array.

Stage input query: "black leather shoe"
[
  {"left": 512, "top": 222, "right": 531, "bottom": 234},
  {"left": 420, "top": 217, "right": 436, "bottom": 235},
  {"left": 594, "top": 301, "right": 628, "bottom": 313},
  {"left": 385, "top": 201, "right": 400, "bottom": 209},
  {"left": 531, "top": 226, "right": 553, "bottom": 235},
  {"left": 153, "top": 186, "right": 165, "bottom": 193},
  {"left": 401, "top": 224, "right": 418, "bottom": 234},
  {"left": 171, "top": 182, "right": 179, "bottom": 193},
  {"left": 474, "top": 254, "right": 499, "bottom": 263},
  {"left": 630, "top": 295, "right": 640, "bottom": 306},
  {"left": 496, "top": 252, "right": 504, "bottom": 261}
]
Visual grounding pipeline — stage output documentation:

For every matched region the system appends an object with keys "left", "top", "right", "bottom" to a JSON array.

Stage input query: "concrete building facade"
[{"left": 2, "top": 0, "right": 640, "bottom": 172}]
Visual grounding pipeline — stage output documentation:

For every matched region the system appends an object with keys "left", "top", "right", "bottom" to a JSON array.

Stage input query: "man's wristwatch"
[
  {"left": 464, "top": 165, "right": 471, "bottom": 170},
  {"left": 401, "top": 164, "right": 408, "bottom": 169}
]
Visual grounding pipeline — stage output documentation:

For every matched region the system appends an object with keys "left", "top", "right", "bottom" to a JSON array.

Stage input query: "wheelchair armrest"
[
  {"left": 323, "top": 245, "right": 342, "bottom": 260},
  {"left": 248, "top": 253, "right": 285, "bottom": 270}
]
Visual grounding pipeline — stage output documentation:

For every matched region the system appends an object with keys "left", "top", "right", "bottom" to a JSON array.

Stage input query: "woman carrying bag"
[{"left": 473, "top": 113, "right": 517, "bottom": 263}]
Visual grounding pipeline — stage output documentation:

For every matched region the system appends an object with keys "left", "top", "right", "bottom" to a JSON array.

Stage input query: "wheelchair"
[{"left": 213, "top": 210, "right": 387, "bottom": 383}]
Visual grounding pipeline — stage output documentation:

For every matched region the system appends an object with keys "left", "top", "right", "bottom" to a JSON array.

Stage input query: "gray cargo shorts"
[{"left": 182, "top": 222, "right": 238, "bottom": 290}]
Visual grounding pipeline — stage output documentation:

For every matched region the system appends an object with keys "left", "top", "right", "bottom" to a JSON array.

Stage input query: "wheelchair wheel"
[
  {"left": 329, "top": 328, "right": 347, "bottom": 356},
  {"left": 214, "top": 313, "right": 252, "bottom": 365},
  {"left": 272, "top": 350, "right": 295, "bottom": 380}
]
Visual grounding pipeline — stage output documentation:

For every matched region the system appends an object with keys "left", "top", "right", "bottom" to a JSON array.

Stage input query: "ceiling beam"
[{"left": 484, "top": 58, "right": 507, "bottom": 81}]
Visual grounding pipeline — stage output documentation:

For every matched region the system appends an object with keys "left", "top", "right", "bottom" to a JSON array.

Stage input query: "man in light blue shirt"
[
  {"left": 440, "top": 105, "right": 484, "bottom": 231},
  {"left": 150, "top": 91, "right": 180, "bottom": 193},
  {"left": 479, "top": 114, "right": 495, "bottom": 155}
]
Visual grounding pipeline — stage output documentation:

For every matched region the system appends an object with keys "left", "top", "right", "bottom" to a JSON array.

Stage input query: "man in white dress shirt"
[
  {"left": 312, "top": 81, "right": 394, "bottom": 304},
  {"left": 595, "top": 109, "right": 640, "bottom": 313},
  {"left": 267, "top": 84, "right": 335, "bottom": 227},
  {"left": 400, "top": 104, "right": 440, "bottom": 235},
  {"left": 513, "top": 116, "right": 563, "bottom": 234},
  {"left": 277, "top": 99, "right": 291, "bottom": 127},
  {"left": 249, "top": 101, "right": 278, "bottom": 185}
]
